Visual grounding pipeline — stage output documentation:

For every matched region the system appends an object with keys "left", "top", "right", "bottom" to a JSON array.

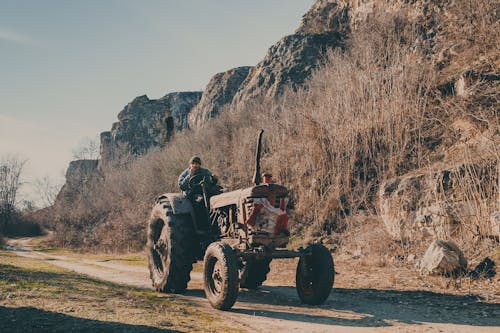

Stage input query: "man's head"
[{"left": 189, "top": 156, "right": 202, "bottom": 172}]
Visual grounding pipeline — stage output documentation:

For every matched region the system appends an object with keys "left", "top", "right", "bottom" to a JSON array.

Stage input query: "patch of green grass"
[{"left": 0, "top": 251, "right": 241, "bottom": 333}]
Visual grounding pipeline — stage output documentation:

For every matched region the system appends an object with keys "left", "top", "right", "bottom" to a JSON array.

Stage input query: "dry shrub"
[{"left": 263, "top": 13, "right": 435, "bottom": 236}]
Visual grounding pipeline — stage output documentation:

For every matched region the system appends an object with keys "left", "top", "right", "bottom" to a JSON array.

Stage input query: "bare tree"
[
  {"left": 34, "top": 175, "right": 62, "bottom": 208},
  {"left": 0, "top": 155, "right": 27, "bottom": 229},
  {"left": 72, "top": 137, "right": 99, "bottom": 160}
]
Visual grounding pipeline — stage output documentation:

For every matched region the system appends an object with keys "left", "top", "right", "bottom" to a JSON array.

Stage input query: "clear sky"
[{"left": 0, "top": 0, "right": 315, "bottom": 206}]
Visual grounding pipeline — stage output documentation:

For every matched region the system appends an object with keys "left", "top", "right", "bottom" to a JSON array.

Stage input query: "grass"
[
  {"left": 0, "top": 250, "right": 241, "bottom": 333},
  {"left": 5, "top": 235, "right": 149, "bottom": 267}
]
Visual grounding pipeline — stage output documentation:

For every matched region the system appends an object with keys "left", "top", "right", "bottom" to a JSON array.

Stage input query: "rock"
[
  {"left": 378, "top": 159, "right": 498, "bottom": 241},
  {"left": 99, "top": 91, "right": 202, "bottom": 166},
  {"left": 188, "top": 66, "right": 252, "bottom": 128},
  {"left": 352, "top": 248, "right": 363, "bottom": 259},
  {"left": 419, "top": 240, "right": 467, "bottom": 276},
  {"left": 296, "top": 0, "right": 350, "bottom": 35},
  {"left": 491, "top": 211, "right": 500, "bottom": 239},
  {"left": 54, "top": 159, "right": 99, "bottom": 206},
  {"left": 231, "top": 32, "right": 344, "bottom": 110},
  {"left": 65, "top": 160, "right": 99, "bottom": 186}
]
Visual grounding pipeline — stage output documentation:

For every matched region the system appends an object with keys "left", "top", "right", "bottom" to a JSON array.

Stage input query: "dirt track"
[{"left": 6, "top": 240, "right": 500, "bottom": 333}]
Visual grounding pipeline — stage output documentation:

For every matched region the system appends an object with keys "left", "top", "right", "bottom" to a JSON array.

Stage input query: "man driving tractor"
[{"left": 178, "top": 156, "right": 218, "bottom": 195}]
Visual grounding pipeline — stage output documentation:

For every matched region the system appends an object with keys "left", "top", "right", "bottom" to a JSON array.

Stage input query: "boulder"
[{"left": 419, "top": 240, "right": 467, "bottom": 276}]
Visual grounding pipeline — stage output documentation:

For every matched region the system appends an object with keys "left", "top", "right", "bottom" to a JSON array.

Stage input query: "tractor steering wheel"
[{"left": 188, "top": 173, "right": 209, "bottom": 189}]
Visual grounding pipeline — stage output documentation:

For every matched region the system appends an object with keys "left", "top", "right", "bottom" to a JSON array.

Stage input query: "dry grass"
[{"left": 0, "top": 250, "right": 240, "bottom": 333}]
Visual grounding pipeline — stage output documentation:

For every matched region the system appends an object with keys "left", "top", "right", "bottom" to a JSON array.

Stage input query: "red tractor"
[{"left": 146, "top": 130, "right": 334, "bottom": 310}]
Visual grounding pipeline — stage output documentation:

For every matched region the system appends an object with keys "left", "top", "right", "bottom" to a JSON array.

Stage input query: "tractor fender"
[{"left": 155, "top": 193, "right": 194, "bottom": 215}]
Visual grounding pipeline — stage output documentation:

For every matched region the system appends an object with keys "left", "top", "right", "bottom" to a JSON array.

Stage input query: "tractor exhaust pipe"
[{"left": 253, "top": 129, "right": 264, "bottom": 186}]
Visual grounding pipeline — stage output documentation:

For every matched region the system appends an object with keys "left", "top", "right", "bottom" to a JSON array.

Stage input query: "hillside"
[{"left": 48, "top": 0, "right": 498, "bottom": 269}]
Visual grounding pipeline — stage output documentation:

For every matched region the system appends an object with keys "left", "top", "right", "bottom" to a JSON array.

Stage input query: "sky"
[{"left": 0, "top": 0, "right": 316, "bottom": 206}]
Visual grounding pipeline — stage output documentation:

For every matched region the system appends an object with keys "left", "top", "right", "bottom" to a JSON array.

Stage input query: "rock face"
[
  {"left": 419, "top": 240, "right": 467, "bottom": 276},
  {"left": 54, "top": 159, "right": 98, "bottom": 205},
  {"left": 232, "top": 32, "right": 344, "bottom": 110},
  {"left": 296, "top": 0, "right": 350, "bottom": 35},
  {"left": 188, "top": 67, "right": 252, "bottom": 128},
  {"left": 100, "top": 92, "right": 201, "bottom": 166},
  {"left": 378, "top": 164, "right": 498, "bottom": 242},
  {"left": 378, "top": 119, "right": 499, "bottom": 241}
]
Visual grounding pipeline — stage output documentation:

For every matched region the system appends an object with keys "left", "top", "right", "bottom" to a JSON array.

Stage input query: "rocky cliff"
[
  {"left": 99, "top": 92, "right": 201, "bottom": 167},
  {"left": 188, "top": 66, "right": 252, "bottom": 128},
  {"left": 54, "top": 159, "right": 99, "bottom": 207},
  {"left": 97, "top": 2, "right": 350, "bottom": 162},
  {"left": 231, "top": 32, "right": 344, "bottom": 110}
]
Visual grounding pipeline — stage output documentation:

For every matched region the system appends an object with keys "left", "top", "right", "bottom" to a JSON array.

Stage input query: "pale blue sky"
[{"left": 0, "top": 0, "right": 315, "bottom": 205}]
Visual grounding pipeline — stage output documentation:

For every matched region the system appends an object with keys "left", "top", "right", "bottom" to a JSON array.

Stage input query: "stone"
[
  {"left": 378, "top": 159, "right": 498, "bottom": 241},
  {"left": 296, "top": 0, "right": 350, "bottom": 35},
  {"left": 231, "top": 32, "right": 344, "bottom": 110},
  {"left": 419, "top": 240, "right": 467, "bottom": 276},
  {"left": 54, "top": 159, "right": 99, "bottom": 207},
  {"left": 491, "top": 211, "right": 500, "bottom": 239},
  {"left": 99, "top": 91, "right": 202, "bottom": 166},
  {"left": 188, "top": 66, "right": 252, "bottom": 128}
]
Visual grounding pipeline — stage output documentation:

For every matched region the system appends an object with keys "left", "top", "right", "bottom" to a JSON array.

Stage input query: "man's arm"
[{"left": 178, "top": 169, "right": 190, "bottom": 191}]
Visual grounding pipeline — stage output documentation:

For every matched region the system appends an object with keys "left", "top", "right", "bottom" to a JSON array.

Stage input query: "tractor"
[{"left": 146, "top": 130, "right": 334, "bottom": 310}]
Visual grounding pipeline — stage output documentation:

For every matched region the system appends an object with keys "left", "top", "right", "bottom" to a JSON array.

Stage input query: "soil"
[{"left": 5, "top": 238, "right": 500, "bottom": 333}]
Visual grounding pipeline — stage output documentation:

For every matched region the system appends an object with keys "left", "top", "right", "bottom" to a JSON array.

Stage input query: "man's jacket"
[{"left": 178, "top": 167, "right": 213, "bottom": 192}]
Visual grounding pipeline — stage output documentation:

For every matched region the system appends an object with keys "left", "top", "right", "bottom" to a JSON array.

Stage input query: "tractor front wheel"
[
  {"left": 203, "top": 242, "right": 239, "bottom": 310},
  {"left": 296, "top": 244, "right": 334, "bottom": 305}
]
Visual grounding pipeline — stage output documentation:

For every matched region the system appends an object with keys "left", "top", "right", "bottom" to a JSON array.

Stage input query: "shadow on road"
[
  {"left": 187, "top": 285, "right": 500, "bottom": 328},
  {"left": 0, "top": 306, "right": 182, "bottom": 333}
]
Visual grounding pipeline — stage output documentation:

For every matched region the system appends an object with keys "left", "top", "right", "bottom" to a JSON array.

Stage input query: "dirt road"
[{"left": 6, "top": 240, "right": 500, "bottom": 333}]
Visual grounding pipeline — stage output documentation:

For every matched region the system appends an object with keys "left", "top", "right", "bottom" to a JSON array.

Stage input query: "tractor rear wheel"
[
  {"left": 146, "top": 201, "right": 195, "bottom": 293},
  {"left": 296, "top": 244, "right": 334, "bottom": 305},
  {"left": 240, "top": 258, "right": 272, "bottom": 289},
  {"left": 203, "top": 242, "right": 239, "bottom": 310}
]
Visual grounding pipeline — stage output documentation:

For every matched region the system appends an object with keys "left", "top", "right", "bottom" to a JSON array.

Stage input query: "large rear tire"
[
  {"left": 203, "top": 242, "right": 239, "bottom": 310},
  {"left": 240, "top": 258, "right": 272, "bottom": 289},
  {"left": 146, "top": 200, "right": 195, "bottom": 293},
  {"left": 296, "top": 244, "right": 334, "bottom": 305}
]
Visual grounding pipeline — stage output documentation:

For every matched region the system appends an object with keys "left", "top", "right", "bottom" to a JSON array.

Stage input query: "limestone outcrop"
[
  {"left": 188, "top": 67, "right": 251, "bottom": 128},
  {"left": 54, "top": 159, "right": 98, "bottom": 205},
  {"left": 99, "top": 92, "right": 201, "bottom": 166},
  {"left": 231, "top": 32, "right": 344, "bottom": 110}
]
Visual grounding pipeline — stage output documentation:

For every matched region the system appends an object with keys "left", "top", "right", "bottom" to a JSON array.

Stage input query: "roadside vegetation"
[
  {"left": 47, "top": 2, "right": 498, "bottom": 270},
  {"left": 0, "top": 155, "right": 43, "bottom": 239}
]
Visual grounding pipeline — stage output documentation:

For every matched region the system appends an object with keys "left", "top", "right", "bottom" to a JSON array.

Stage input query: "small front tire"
[
  {"left": 203, "top": 242, "right": 239, "bottom": 310},
  {"left": 296, "top": 244, "right": 334, "bottom": 305}
]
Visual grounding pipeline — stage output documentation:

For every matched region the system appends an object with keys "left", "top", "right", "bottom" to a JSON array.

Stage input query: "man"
[{"left": 178, "top": 156, "right": 217, "bottom": 194}]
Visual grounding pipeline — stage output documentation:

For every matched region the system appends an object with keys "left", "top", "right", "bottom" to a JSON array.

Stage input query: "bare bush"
[
  {"left": 34, "top": 175, "right": 62, "bottom": 208},
  {"left": 0, "top": 155, "right": 27, "bottom": 231},
  {"left": 72, "top": 137, "right": 99, "bottom": 160}
]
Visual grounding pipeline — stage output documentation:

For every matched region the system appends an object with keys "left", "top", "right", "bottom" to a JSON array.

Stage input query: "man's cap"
[{"left": 190, "top": 156, "right": 202, "bottom": 165}]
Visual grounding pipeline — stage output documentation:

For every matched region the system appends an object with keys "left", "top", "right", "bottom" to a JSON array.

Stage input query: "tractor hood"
[{"left": 210, "top": 183, "right": 288, "bottom": 209}]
